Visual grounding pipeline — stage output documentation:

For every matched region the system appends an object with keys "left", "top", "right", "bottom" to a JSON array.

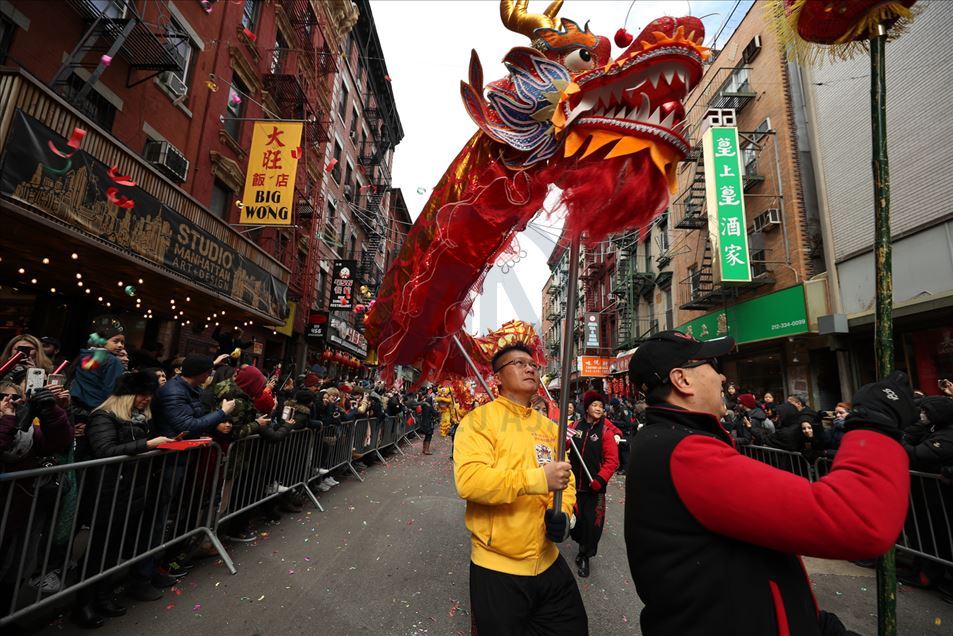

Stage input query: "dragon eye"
[{"left": 563, "top": 48, "right": 595, "bottom": 72}]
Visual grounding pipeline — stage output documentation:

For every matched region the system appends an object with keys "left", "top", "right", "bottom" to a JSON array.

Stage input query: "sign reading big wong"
[
  {"left": 703, "top": 126, "right": 751, "bottom": 283},
  {"left": 240, "top": 121, "right": 303, "bottom": 226}
]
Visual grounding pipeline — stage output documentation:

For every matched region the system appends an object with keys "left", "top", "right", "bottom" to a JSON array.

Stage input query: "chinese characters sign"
[
  {"left": 240, "top": 121, "right": 303, "bottom": 226},
  {"left": 703, "top": 127, "right": 751, "bottom": 283},
  {"left": 584, "top": 313, "right": 600, "bottom": 349},
  {"left": 329, "top": 260, "right": 357, "bottom": 310}
]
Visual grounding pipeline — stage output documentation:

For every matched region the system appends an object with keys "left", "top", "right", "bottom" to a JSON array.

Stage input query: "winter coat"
[
  {"left": 903, "top": 396, "right": 953, "bottom": 473},
  {"left": 0, "top": 403, "right": 73, "bottom": 472},
  {"left": 822, "top": 418, "right": 847, "bottom": 458},
  {"left": 625, "top": 403, "right": 909, "bottom": 636},
  {"left": 69, "top": 348, "right": 125, "bottom": 410},
  {"left": 766, "top": 403, "right": 804, "bottom": 452},
  {"left": 154, "top": 376, "right": 227, "bottom": 437},
  {"left": 87, "top": 409, "right": 152, "bottom": 457},
  {"left": 569, "top": 417, "right": 619, "bottom": 493}
]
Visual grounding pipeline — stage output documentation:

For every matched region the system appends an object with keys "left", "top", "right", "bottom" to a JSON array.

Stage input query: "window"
[
  {"left": 63, "top": 74, "right": 117, "bottom": 131},
  {"left": 210, "top": 179, "right": 233, "bottom": 219},
  {"left": 331, "top": 141, "right": 342, "bottom": 182},
  {"left": 165, "top": 17, "right": 195, "bottom": 89},
  {"left": 271, "top": 30, "right": 288, "bottom": 74},
  {"left": 725, "top": 67, "right": 750, "bottom": 93},
  {"left": 92, "top": 0, "right": 127, "bottom": 19},
  {"left": 224, "top": 74, "right": 247, "bottom": 140},
  {"left": 689, "top": 265, "right": 700, "bottom": 299},
  {"left": 349, "top": 105, "right": 359, "bottom": 137},
  {"left": 350, "top": 235, "right": 357, "bottom": 259},
  {"left": 643, "top": 234, "right": 653, "bottom": 272},
  {"left": 743, "top": 145, "right": 759, "bottom": 178},
  {"left": 751, "top": 247, "right": 767, "bottom": 277},
  {"left": 326, "top": 197, "right": 337, "bottom": 229},
  {"left": 752, "top": 117, "right": 772, "bottom": 144},
  {"left": 338, "top": 220, "right": 346, "bottom": 253},
  {"left": 317, "top": 270, "right": 326, "bottom": 304},
  {"left": 343, "top": 161, "right": 353, "bottom": 192},
  {"left": 241, "top": 0, "right": 259, "bottom": 31},
  {"left": 658, "top": 213, "right": 669, "bottom": 254},
  {"left": 337, "top": 82, "right": 349, "bottom": 120},
  {"left": 0, "top": 15, "right": 15, "bottom": 64}
]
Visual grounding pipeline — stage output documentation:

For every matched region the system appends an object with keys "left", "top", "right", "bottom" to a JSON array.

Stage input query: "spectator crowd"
[{"left": 0, "top": 317, "right": 434, "bottom": 630}]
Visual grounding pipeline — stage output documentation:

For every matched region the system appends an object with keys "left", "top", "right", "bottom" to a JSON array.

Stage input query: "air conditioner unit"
[
  {"left": 144, "top": 140, "right": 189, "bottom": 183},
  {"left": 763, "top": 208, "right": 781, "bottom": 230},
  {"left": 743, "top": 35, "right": 762, "bottom": 63},
  {"left": 159, "top": 71, "right": 188, "bottom": 98}
]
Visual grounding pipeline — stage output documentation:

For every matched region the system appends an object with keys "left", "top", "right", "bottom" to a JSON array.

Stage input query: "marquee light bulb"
[
  {"left": 42, "top": 258, "right": 50, "bottom": 265},
  {"left": 71, "top": 253, "right": 78, "bottom": 260}
]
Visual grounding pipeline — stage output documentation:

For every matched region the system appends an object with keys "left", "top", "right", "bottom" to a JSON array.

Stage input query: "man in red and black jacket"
[
  {"left": 624, "top": 330, "right": 914, "bottom": 636},
  {"left": 569, "top": 390, "right": 619, "bottom": 578}
]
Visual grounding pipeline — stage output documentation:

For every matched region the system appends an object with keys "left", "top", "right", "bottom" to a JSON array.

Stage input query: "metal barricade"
[
  {"left": 0, "top": 444, "right": 228, "bottom": 628},
  {"left": 376, "top": 416, "right": 405, "bottom": 457},
  {"left": 214, "top": 428, "right": 321, "bottom": 533},
  {"left": 898, "top": 470, "right": 953, "bottom": 567},
  {"left": 739, "top": 445, "right": 815, "bottom": 481},
  {"left": 814, "top": 457, "right": 833, "bottom": 479},
  {"left": 307, "top": 415, "right": 363, "bottom": 484},
  {"left": 351, "top": 417, "right": 386, "bottom": 466}
]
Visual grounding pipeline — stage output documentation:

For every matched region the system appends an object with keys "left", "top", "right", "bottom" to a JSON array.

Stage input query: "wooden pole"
[{"left": 553, "top": 236, "right": 581, "bottom": 514}]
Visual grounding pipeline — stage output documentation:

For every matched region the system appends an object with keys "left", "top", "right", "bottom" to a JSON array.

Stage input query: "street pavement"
[{"left": 43, "top": 434, "right": 953, "bottom": 635}]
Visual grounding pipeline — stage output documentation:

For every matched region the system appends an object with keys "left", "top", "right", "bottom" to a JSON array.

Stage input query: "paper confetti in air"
[
  {"left": 106, "top": 187, "right": 136, "bottom": 209},
  {"left": 100, "top": 54, "right": 112, "bottom": 66},
  {"left": 107, "top": 166, "right": 136, "bottom": 187}
]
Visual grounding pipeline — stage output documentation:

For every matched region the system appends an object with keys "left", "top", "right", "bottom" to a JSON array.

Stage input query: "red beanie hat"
[
  {"left": 737, "top": 393, "right": 757, "bottom": 410},
  {"left": 304, "top": 372, "right": 320, "bottom": 388},
  {"left": 235, "top": 366, "right": 266, "bottom": 400},
  {"left": 583, "top": 390, "right": 607, "bottom": 411}
]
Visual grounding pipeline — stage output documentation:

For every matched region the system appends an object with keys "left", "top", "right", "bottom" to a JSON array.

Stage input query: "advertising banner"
[
  {"left": 0, "top": 111, "right": 288, "bottom": 321},
  {"left": 329, "top": 260, "right": 357, "bottom": 310},
  {"left": 584, "top": 313, "right": 600, "bottom": 349},
  {"left": 578, "top": 356, "right": 612, "bottom": 377},
  {"left": 306, "top": 310, "right": 329, "bottom": 342},
  {"left": 240, "top": 121, "right": 303, "bottom": 226},
  {"left": 677, "top": 285, "right": 809, "bottom": 345},
  {"left": 703, "top": 126, "right": 751, "bottom": 283}
]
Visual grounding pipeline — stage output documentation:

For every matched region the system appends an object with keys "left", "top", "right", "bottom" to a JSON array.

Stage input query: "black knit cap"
[
  {"left": 181, "top": 355, "right": 214, "bottom": 378},
  {"left": 629, "top": 330, "right": 735, "bottom": 392},
  {"left": 113, "top": 370, "right": 159, "bottom": 396},
  {"left": 91, "top": 315, "right": 125, "bottom": 340},
  {"left": 920, "top": 396, "right": 953, "bottom": 427}
]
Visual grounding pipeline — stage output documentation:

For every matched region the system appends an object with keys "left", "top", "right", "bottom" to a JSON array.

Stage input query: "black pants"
[
  {"left": 571, "top": 492, "right": 606, "bottom": 559},
  {"left": 469, "top": 555, "right": 588, "bottom": 635}
]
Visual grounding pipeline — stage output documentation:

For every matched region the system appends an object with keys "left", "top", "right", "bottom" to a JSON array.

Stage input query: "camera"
[{"left": 15, "top": 345, "right": 34, "bottom": 356}]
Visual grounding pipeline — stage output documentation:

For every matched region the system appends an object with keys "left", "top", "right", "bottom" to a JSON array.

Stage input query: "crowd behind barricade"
[
  {"left": 0, "top": 317, "right": 436, "bottom": 630},
  {"left": 566, "top": 374, "right": 953, "bottom": 607}
]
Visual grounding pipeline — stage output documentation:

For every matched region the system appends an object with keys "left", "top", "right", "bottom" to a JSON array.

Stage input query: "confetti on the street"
[
  {"left": 288, "top": 569, "right": 295, "bottom": 575},
  {"left": 258, "top": 595, "right": 266, "bottom": 601},
  {"left": 215, "top": 581, "right": 221, "bottom": 587},
  {"left": 192, "top": 604, "right": 202, "bottom": 612},
  {"left": 165, "top": 603, "right": 175, "bottom": 610},
  {"left": 172, "top": 587, "right": 183, "bottom": 596},
  {"left": 449, "top": 599, "right": 460, "bottom": 617},
  {"left": 304, "top": 557, "right": 311, "bottom": 561}
]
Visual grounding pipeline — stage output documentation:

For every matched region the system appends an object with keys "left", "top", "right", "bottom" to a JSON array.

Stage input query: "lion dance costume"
[{"left": 366, "top": 1, "right": 708, "bottom": 384}]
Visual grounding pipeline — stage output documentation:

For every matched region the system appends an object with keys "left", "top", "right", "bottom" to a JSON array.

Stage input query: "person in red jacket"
[
  {"left": 569, "top": 390, "right": 619, "bottom": 578},
  {"left": 624, "top": 330, "right": 914, "bottom": 636}
]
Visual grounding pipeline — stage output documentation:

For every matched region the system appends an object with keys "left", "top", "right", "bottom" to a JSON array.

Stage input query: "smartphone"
[
  {"left": 47, "top": 373, "right": 66, "bottom": 387},
  {"left": 281, "top": 405, "right": 292, "bottom": 422},
  {"left": 25, "top": 367, "right": 46, "bottom": 395}
]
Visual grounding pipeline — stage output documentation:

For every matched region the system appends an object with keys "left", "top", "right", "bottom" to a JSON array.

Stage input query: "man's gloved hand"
[
  {"left": 29, "top": 387, "right": 57, "bottom": 416},
  {"left": 845, "top": 371, "right": 918, "bottom": 441},
  {"left": 589, "top": 479, "right": 602, "bottom": 492},
  {"left": 544, "top": 509, "right": 570, "bottom": 543}
]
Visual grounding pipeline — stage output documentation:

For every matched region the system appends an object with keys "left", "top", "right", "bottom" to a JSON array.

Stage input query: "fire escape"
[
  {"left": 264, "top": 0, "right": 337, "bottom": 313},
  {"left": 53, "top": 0, "right": 187, "bottom": 114},
  {"left": 355, "top": 92, "right": 390, "bottom": 292}
]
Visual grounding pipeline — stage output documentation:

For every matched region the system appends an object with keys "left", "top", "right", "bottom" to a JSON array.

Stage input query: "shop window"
[
  {"left": 63, "top": 73, "right": 116, "bottom": 131},
  {"left": 241, "top": 0, "right": 260, "bottom": 31},
  {"left": 0, "top": 15, "right": 15, "bottom": 64},
  {"left": 210, "top": 179, "right": 233, "bottom": 219},
  {"left": 224, "top": 74, "right": 247, "bottom": 141}
]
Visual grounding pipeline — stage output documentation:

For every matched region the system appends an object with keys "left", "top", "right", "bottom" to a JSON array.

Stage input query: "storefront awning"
[{"left": 611, "top": 348, "right": 637, "bottom": 374}]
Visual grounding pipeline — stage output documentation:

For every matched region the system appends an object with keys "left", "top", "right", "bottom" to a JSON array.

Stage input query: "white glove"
[{"left": 614, "top": 434, "right": 622, "bottom": 444}]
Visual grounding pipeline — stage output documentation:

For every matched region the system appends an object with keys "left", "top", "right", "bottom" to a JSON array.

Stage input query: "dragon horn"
[{"left": 500, "top": 0, "right": 564, "bottom": 40}]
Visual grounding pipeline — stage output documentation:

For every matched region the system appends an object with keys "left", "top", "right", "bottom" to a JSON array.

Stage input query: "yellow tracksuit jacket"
[{"left": 453, "top": 395, "right": 576, "bottom": 576}]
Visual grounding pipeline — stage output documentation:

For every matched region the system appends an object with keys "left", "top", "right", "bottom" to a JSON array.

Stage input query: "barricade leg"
[{"left": 202, "top": 527, "right": 237, "bottom": 574}]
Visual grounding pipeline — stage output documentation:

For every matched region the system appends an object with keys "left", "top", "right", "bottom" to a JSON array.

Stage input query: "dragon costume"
[{"left": 367, "top": 1, "right": 708, "bottom": 384}]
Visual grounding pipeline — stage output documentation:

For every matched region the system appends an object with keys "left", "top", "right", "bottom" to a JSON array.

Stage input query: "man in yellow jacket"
[{"left": 454, "top": 342, "right": 587, "bottom": 635}]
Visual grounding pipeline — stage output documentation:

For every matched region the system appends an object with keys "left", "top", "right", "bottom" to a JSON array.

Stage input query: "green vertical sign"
[{"left": 703, "top": 126, "right": 751, "bottom": 283}]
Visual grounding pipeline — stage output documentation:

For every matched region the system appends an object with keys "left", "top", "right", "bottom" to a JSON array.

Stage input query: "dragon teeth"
[
  {"left": 664, "top": 69, "right": 676, "bottom": 85},
  {"left": 660, "top": 110, "right": 676, "bottom": 129},
  {"left": 647, "top": 106, "right": 662, "bottom": 125}
]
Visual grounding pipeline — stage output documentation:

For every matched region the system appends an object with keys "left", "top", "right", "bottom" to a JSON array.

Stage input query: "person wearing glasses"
[
  {"left": 624, "top": 330, "right": 917, "bottom": 635},
  {"left": 454, "top": 341, "right": 587, "bottom": 635}
]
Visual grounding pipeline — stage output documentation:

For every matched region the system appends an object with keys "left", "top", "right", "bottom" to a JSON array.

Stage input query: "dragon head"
[{"left": 462, "top": 1, "right": 709, "bottom": 190}]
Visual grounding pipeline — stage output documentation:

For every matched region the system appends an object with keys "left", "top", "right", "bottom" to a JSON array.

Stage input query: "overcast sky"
[{"left": 371, "top": 0, "right": 750, "bottom": 333}]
